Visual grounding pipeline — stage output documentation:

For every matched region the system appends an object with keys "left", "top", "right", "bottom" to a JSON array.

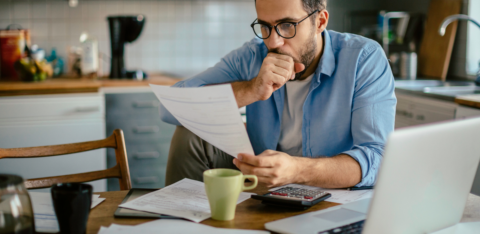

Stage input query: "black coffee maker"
[{"left": 107, "top": 15, "right": 146, "bottom": 79}]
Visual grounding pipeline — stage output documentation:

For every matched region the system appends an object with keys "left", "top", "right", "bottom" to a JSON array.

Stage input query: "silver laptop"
[{"left": 265, "top": 117, "right": 480, "bottom": 234}]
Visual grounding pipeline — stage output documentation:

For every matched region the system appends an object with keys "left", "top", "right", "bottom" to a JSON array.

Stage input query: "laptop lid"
[{"left": 363, "top": 117, "right": 480, "bottom": 234}]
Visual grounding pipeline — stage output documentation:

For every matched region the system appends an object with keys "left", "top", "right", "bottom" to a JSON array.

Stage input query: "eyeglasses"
[{"left": 250, "top": 10, "right": 319, "bottom": 39}]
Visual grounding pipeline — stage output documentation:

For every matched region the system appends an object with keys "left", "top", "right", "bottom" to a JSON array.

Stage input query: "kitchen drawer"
[
  {"left": 131, "top": 165, "right": 166, "bottom": 189},
  {"left": 105, "top": 93, "right": 160, "bottom": 120},
  {"left": 0, "top": 93, "right": 104, "bottom": 120},
  {"left": 107, "top": 118, "right": 176, "bottom": 144},
  {"left": 107, "top": 164, "right": 166, "bottom": 190},
  {"left": 108, "top": 142, "right": 170, "bottom": 163}
]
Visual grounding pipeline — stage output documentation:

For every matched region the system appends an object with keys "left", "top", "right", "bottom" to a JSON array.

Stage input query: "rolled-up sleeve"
[
  {"left": 341, "top": 44, "right": 396, "bottom": 187},
  {"left": 159, "top": 39, "right": 261, "bottom": 125}
]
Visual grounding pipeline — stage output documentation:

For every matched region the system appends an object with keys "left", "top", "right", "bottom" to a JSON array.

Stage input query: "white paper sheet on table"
[
  {"left": 119, "top": 178, "right": 254, "bottom": 223},
  {"left": 29, "top": 192, "right": 105, "bottom": 233},
  {"left": 269, "top": 184, "right": 373, "bottom": 204},
  {"left": 149, "top": 84, "right": 254, "bottom": 158},
  {"left": 98, "top": 220, "right": 270, "bottom": 234}
]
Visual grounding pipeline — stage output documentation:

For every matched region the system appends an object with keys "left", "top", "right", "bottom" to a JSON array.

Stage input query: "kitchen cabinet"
[
  {"left": 0, "top": 93, "right": 106, "bottom": 192},
  {"left": 103, "top": 87, "right": 176, "bottom": 190},
  {"left": 455, "top": 105, "right": 480, "bottom": 119},
  {"left": 395, "top": 92, "right": 458, "bottom": 128}
]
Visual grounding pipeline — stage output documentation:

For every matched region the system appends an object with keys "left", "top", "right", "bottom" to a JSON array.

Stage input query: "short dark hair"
[
  {"left": 255, "top": 0, "right": 327, "bottom": 13},
  {"left": 301, "top": 0, "right": 327, "bottom": 13}
]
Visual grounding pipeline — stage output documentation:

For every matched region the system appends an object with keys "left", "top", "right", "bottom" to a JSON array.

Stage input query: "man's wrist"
[
  {"left": 291, "top": 157, "right": 311, "bottom": 184},
  {"left": 232, "top": 79, "right": 258, "bottom": 107}
]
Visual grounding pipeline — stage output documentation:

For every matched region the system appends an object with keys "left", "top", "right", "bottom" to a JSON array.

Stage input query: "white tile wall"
[
  {"left": 0, "top": 0, "right": 258, "bottom": 78},
  {"left": 0, "top": 0, "right": 383, "bottom": 78}
]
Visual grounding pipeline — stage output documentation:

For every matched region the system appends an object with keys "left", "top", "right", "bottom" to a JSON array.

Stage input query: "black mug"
[{"left": 51, "top": 183, "right": 92, "bottom": 234}]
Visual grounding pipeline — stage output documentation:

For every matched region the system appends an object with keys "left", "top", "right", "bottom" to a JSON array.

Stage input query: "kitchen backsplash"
[{"left": 0, "top": 0, "right": 383, "bottom": 78}]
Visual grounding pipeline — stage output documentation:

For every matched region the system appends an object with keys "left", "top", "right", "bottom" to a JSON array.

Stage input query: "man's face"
[{"left": 255, "top": 0, "right": 319, "bottom": 79}]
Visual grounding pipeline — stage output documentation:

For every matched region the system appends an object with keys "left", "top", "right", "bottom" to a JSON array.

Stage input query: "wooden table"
[
  {"left": 86, "top": 185, "right": 480, "bottom": 234},
  {"left": 87, "top": 184, "right": 340, "bottom": 233}
]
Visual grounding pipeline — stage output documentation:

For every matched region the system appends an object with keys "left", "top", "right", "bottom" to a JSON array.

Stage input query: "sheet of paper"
[
  {"left": 99, "top": 220, "right": 269, "bottom": 234},
  {"left": 29, "top": 192, "right": 105, "bottom": 233},
  {"left": 119, "top": 178, "right": 254, "bottom": 223},
  {"left": 150, "top": 84, "right": 254, "bottom": 158},
  {"left": 269, "top": 184, "right": 373, "bottom": 204}
]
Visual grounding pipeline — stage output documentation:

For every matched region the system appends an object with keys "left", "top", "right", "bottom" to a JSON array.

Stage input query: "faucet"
[{"left": 439, "top": 14, "right": 480, "bottom": 86}]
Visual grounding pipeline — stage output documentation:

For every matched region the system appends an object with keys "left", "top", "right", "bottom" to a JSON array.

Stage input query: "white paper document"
[
  {"left": 269, "top": 184, "right": 373, "bottom": 204},
  {"left": 98, "top": 220, "right": 269, "bottom": 234},
  {"left": 119, "top": 178, "right": 254, "bottom": 223},
  {"left": 149, "top": 84, "right": 254, "bottom": 158},
  {"left": 29, "top": 192, "right": 105, "bottom": 233}
]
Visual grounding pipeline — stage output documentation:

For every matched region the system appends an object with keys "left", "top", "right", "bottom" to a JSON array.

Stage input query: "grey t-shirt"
[{"left": 277, "top": 74, "right": 314, "bottom": 156}]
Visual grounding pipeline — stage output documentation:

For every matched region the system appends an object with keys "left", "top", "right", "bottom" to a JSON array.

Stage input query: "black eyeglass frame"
[{"left": 250, "top": 9, "right": 319, "bottom": 39}]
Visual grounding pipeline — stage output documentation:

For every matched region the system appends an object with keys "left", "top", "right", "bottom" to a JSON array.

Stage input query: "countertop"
[
  {"left": 2, "top": 77, "right": 480, "bottom": 109},
  {"left": 0, "top": 75, "right": 181, "bottom": 96},
  {"left": 455, "top": 95, "right": 480, "bottom": 109}
]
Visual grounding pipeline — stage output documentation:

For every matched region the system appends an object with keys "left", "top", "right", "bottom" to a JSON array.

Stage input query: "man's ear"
[{"left": 316, "top": 10, "right": 329, "bottom": 34}]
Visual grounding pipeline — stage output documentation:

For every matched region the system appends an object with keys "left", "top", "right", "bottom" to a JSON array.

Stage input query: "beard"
[{"left": 268, "top": 29, "right": 317, "bottom": 81}]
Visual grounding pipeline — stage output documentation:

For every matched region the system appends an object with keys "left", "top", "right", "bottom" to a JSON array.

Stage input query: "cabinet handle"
[
  {"left": 416, "top": 115, "right": 425, "bottom": 121},
  {"left": 133, "top": 151, "right": 160, "bottom": 159},
  {"left": 134, "top": 176, "right": 159, "bottom": 184},
  {"left": 74, "top": 106, "right": 100, "bottom": 112},
  {"left": 133, "top": 100, "right": 159, "bottom": 108},
  {"left": 133, "top": 126, "right": 159, "bottom": 134}
]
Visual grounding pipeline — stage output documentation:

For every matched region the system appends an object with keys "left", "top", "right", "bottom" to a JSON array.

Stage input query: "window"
[{"left": 466, "top": 0, "right": 480, "bottom": 76}]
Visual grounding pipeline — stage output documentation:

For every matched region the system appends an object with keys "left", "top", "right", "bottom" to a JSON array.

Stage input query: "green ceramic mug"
[{"left": 203, "top": 168, "right": 258, "bottom": 221}]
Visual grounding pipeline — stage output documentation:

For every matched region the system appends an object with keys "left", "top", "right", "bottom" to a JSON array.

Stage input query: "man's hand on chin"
[{"left": 233, "top": 150, "right": 301, "bottom": 188}]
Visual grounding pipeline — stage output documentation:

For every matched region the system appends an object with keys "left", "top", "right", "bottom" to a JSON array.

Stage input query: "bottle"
[{"left": 79, "top": 32, "right": 98, "bottom": 77}]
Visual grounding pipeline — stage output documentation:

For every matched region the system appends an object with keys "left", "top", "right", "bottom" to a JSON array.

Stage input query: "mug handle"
[{"left": 242, "top": 175, "right": 258, "bottom": 191}]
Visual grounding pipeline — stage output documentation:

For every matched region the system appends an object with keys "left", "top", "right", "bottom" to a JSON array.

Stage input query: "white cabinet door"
[
  {"left": 455, "top": 105, "right": 480, "bottom": 119},
  {"left": 0, "top": 93, "right": 106, "bottom": 192},
  {"left": 395, "top": 92, "right": 457, "bottom": 128}
]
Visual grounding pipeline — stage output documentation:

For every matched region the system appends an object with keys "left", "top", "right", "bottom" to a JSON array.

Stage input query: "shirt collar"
[{"left": 314, "top": 30, "right": 336, "bottom": 79}]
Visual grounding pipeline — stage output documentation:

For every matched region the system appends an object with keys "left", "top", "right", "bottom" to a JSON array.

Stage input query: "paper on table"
[
  {"left": 29, "top": 192, "right": 106, "bottom": 233},
  {"left": 269, "top": 184, "right": 373, "bottom": 204},
  {"left": 149, "top": 84, "right": 254, "bottom": 158},
  {"left": 99, "top": 220, "right": 269, "bottom": 234},
  {"left": 119, "top": 178, "right": 254, "bottom": 223}
]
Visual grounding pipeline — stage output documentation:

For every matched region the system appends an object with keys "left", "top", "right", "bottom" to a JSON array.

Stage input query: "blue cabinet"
[{"left": 105, "top": 90, "right": 176, "bottom": 190}]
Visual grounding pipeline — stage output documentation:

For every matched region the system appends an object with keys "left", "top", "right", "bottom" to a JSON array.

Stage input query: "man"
[{"left": 160, "top": 0, "right": 396, "bottom": 188}]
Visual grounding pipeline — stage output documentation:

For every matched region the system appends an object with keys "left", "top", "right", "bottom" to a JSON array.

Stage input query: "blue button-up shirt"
[{"left": 160, "top": 30, "right": 396, "bottom": 186}]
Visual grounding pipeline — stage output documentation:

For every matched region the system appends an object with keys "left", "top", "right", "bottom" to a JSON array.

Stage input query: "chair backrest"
[{"left": 0, "top": 129, "right": 132, "bottom": 190}]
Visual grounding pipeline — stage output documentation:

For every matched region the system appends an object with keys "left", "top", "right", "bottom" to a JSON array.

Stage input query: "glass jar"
[{"left": 0, "top": 174, "right": 35, "bottom": 234}]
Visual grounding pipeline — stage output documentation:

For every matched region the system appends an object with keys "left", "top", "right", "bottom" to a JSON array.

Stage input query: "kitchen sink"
[
  {"left": 423, "top": 86, "right": 480, "bottom": 97},
  {"left": 395, "top": 80, "right": 475, "bottom": 91}
]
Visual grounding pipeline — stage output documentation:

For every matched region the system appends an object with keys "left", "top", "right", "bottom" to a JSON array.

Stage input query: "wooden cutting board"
[{"left": 418, "top": 0, "right": 463, "bottom": 80}]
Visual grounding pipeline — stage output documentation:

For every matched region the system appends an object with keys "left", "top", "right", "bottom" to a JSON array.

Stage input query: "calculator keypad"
[{"left": 269, "top": 187, "right": 328, "bottom": 201}]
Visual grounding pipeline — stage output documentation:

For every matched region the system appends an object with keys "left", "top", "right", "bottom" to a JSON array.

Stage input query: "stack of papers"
[
  {"left": 270, "top": 184, "right": 373, "bottom": 204},
  {"left": 99, "top": 219, "right": 269, "bottom": 234},
  {"left": 119, "top": 178, "right": 254, "bottom": 222},
  {"left": 29, "top": 191, "right": 105, "bottom": 233}
]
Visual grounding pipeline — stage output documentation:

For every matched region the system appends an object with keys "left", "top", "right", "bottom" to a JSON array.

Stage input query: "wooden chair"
[{"left": 0, "top": 129, "right": 132, "bottom": 190}]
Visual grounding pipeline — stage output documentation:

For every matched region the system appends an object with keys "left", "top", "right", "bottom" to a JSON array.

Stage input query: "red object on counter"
[{"left": 0, "top": 29, "right": 30, "bottom": 80}]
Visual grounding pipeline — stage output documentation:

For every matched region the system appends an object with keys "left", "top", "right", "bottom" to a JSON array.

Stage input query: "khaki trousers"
[{"left": 165, "top": 126, "right": 238, "bottom": 186}]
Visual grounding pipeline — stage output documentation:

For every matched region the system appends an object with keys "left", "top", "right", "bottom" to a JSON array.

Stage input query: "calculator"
[{"left": 251, "top": 186, "right": 331, "bottom": 210}]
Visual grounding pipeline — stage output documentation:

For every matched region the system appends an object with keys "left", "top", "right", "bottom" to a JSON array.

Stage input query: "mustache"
[{"left": 268, "top": 49, "right": 302, "bottom": 63}]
